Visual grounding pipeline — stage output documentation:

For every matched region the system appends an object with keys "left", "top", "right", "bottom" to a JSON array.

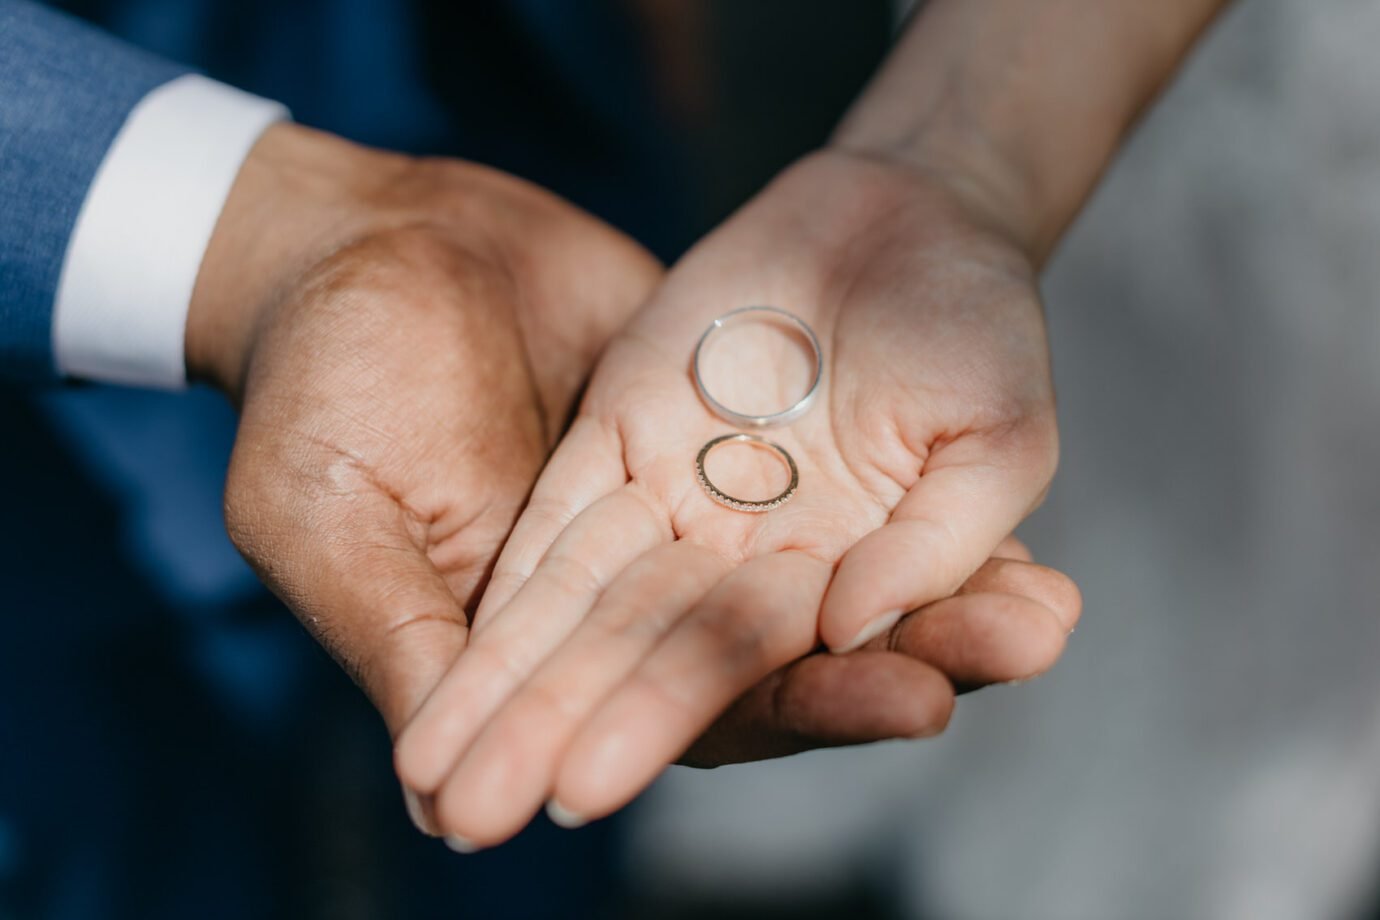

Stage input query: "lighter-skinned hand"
[{"left": 395, "top": 148, "right": 1073, "bottom": 847}]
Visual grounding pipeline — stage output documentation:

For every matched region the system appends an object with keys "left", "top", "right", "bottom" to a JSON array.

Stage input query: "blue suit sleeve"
[{"left": 0, "top": 0, "right": 188, "bottom": 381}]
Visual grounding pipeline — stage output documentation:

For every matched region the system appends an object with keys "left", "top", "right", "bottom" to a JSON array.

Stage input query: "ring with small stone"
[{"left": 695, "top": 433, "right": 798, "bottom": 513}]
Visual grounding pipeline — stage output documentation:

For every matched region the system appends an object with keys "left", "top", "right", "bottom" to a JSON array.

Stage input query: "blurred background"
[{"left": 3, "top": 0, "right": 1378, "bottom": 918}]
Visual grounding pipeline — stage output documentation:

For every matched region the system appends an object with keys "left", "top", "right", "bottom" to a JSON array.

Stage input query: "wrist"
[
  {"left": 830, "top": 0, "right": 1227, "bottom": 266},
  {"left": 829, "top": 106, "right": 1044, "bottom": 263},
  {"left": 185, "top": 122, "right": 409, "bottom": 396}
]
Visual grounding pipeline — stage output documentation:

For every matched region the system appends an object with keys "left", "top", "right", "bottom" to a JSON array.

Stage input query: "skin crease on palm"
[
  {"left": 196, "top": 125, "right": 1078, "bottom": 848},
  {"left": 394, "top": 149, "right": 1072, "bottom": 848}
]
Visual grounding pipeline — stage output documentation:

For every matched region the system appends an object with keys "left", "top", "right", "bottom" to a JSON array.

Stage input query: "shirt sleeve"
[
  {"left": 52, "top": 74, "right": 288, "bottom": 388},
  {"left": 0, "top": 0, "right": 287, "bottom": 387}
]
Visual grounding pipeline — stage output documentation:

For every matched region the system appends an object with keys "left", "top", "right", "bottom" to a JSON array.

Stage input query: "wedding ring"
[
  {"left": 695, "top": 433, "right": 798, "bottom": 513},
  {"left": 693, "top": 306, "right": 823, "bottom": 429}
]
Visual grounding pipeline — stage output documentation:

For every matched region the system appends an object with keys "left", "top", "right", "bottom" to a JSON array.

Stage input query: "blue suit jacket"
[
  {"left": 0, "top": 1, "right": 184, "bottom": 380},
  {"left": 0, "top": 1, "right": 681, "bottom": 916}
]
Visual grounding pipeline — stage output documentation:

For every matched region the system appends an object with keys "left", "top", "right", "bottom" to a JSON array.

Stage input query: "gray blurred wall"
[{"left": 625, "top": 2, "right": 1380, "bottom": 918}]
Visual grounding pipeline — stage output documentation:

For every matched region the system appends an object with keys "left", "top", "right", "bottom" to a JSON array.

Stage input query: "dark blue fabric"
[
  {"left": 0, "top": 388, "right": 627, "bottom": 920},
  {"left": 0, "top": 0, "right": 186, "bottom": 381},
  {"left": 51, "top": 0, "right": 692, "bottom": 257}
]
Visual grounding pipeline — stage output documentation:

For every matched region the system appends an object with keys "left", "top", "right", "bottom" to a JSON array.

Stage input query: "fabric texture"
[
  {"left": 0, "top": 0, "right": 185, "bottom": 380},
  {"left": 53, "top": 74, "right": 286, "bottom": 388}
]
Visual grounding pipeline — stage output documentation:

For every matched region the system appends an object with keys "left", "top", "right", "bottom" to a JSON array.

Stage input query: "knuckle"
[
  {"left": 517, "top": 678, "right": 585, "bottom": 726},
  {"left": 472, "top": 639, "right": 537, "bottom": 690},
  {"left": 521, "top": 496, "right": 578, "bottom": 534},
  {"left": 540, "top": 553, "right": 605, "bottom": 599}
]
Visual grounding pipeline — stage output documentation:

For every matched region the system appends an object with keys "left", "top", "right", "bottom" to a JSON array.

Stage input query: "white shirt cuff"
[{"left": 52, "top": 73, "right": 289, "bottom": 388}]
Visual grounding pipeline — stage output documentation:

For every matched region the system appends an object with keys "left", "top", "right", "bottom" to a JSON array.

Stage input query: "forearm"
[{"left": 832, "top": 0, "right": 1230, "bottom": 263}]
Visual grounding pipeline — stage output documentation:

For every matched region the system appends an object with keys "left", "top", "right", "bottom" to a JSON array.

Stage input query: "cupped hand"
[
  {"left": 190, "top": 124, "right": 661, "bottom": 745},
  {"left": 395, "top": 149, "right": 1073, "bottom": 846},
  {"left": 672, "top": 534, "right": 1079, "bottom": 768}
]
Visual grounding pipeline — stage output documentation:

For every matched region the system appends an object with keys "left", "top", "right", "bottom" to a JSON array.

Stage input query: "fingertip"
[
  {"left": 546, "top": 799, "right": 588, "bottom": 830},
  {"left": 1044, "top": 568, "right": 1083, "bottom": 633},
  {"left": 552, "top": 731, "right": 628, "bottom": 825},
  {"left": 828, "top": 608, "right": 903, "bottom": 655},
  {"left": 554, "top": 703, "right": 664, "bottom": 825},
  {"left": 433, "top": 784, "right": 506, "bottom": 853},
  {"left": 818, "top": 520, "right": 962, "bottom": 652},
  {"left": 956, "top": 558, "right": 1083, "bottom": 634},
  {"left": 892, "top": 592, "right": 1068, "bottom": 687},
  {"left": 1005, "top": 599, "right": 1068, "bottom": 680},
  {"left": 817, "top": 532, "right": 876, "bottom": 646},
  {"left": 908, "top": 676, "right": 956, "bottom": 738},
  {"left": 444, "top": 834, "right": 481, "bottom": 855},
  {"left": 777, "top": 652, "right": 956, "bottom": 744},
  {"left": 393, "top": 725, "right": 440, "bottom": 797},
  {"left": 973, "top": 593, "right": 1068, "bottom": 682},
  {"left": 403, "top": 786, "right": 440, "bottom": 837}
]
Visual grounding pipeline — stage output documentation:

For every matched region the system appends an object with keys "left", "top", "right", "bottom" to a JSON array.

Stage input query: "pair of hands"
[{"left": 189, "top": 124, "right": 1077, "bottom": 850}]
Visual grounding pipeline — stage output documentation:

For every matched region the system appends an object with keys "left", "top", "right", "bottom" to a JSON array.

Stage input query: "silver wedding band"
[{"left": 693, "top": 306, "right": 823, "bottom": 429}]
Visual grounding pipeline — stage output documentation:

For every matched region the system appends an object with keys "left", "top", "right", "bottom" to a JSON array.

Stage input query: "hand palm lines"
[
  {"left": 404, "top": 303, "right": 938, "bottom": 829},
  {"left": 393, "top": 154, "right": 1064, "bottom": 846},
  {"left": 606, "top": 305, "right": 914, "bottom": 556}
]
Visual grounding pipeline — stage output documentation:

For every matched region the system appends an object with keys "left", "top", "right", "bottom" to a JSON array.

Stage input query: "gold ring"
[{"left": 695, "top": 433, "right": 799, "bottom": 513}]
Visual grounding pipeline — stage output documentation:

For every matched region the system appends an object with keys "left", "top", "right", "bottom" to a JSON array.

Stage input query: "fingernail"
[
  {"left": 831, "top": 609, "right": 904, "bottom": 654},
  {"left": 444, "top": 834, "right": 481, "bottom": 854},
  {"left": 403, "top": 788, "right": 436, "bottom": 837},
  {"left": 546, "top": 799, "right": 588, "bottom": 830}
]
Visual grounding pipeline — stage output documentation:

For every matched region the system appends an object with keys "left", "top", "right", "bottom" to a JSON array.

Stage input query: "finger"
[
  {"left": 679, "top": 651, "right": 955, "bottom": 767},
  {"left": 393, "top": 482, "right": 669, "bottom": 795},
  {"left": 820, "top": 438, "right": 1053, "bottom": 653},
  {"left": 472, "top": 416, "right": 626, "bottom": 623},
  {"left": 551, "top": 551, "right": 831, "bottom": 824},
  {"left": 682, "top": 556, "right": 1080, "bottom": 767},
  {"left": 432, "top": 542, "right": 730, "bottom": 845},
  {"left": 882, "top": 591, "right": 1068, "bottom": 688},
  {"left": 953, "top": 556, "right": 1082, "bottom": 632},
  {"left": 993, "top": 534, "right": 1033, "bottom": 562}
]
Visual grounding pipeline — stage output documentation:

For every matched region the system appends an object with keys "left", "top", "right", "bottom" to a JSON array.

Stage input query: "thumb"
[{"left": 819, "top": 432, "right": 1054, "bottom": 653}]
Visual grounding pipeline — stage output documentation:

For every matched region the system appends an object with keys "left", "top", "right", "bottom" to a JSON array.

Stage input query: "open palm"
[{"left": 396, "top": 150, "right": 1072, "bottom": 846}]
